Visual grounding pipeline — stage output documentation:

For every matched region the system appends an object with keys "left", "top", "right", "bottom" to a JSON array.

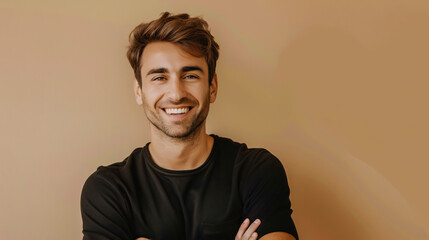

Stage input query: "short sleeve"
[
  {"left": 240, "top": 151, "right": 299, "bottom": 240},
  {"left": 80, "top": 171, "right": 133, "bottom": 240}
]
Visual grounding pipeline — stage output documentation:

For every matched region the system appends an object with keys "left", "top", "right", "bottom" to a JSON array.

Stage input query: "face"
[{"left": 134, "top": 41, "right": 217, "bottom": 139}]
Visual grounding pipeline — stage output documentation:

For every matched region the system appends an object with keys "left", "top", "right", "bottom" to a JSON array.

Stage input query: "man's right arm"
[{"left": 81, "top": 172, "right": 133, "bottom": 240}]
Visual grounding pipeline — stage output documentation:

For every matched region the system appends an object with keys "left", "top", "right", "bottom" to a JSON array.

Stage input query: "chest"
[{"left": 131, "top": 167, "right": 243, "bottom": 240}]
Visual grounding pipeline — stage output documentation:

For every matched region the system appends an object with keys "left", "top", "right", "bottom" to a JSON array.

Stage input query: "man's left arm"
[
  {"left": 234, "top": 218, "right": 296, "bottom": 240},
  {"left": 240, "top": 150, "right": 299, "bottom": 240},
  {"left": 260, "top": 232, "right": 296, "bottom": 240}
]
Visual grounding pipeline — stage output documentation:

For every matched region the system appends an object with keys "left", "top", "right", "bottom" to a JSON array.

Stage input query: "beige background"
[{"left": 1, "top": 0, "right": 428, "bottom": 239}]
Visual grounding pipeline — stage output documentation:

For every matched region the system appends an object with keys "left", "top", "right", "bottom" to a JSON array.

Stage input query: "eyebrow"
[
  {"left": 145, "top": 66, "right": 204, "bottom": 77},
  {"left": 182, "top": 66, "right": 204, "bottom": 73},
  {"left": 146, "top": 68, "right": 168, "bottom": 76}
]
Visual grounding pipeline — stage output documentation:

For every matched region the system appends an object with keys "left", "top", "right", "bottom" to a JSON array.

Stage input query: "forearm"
[{"left": 260, "top": 232, "right": 296, "bottom": 240}]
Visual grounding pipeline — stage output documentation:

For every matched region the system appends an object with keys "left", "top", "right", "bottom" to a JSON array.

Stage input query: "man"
[{"left": 81, "top": 12, "right": 298, "bottom": 240}]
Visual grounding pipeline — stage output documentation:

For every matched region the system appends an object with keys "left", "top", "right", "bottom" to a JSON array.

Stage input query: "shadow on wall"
[{"left": 272, "top": 27, "right": 429, "bottom": 240}]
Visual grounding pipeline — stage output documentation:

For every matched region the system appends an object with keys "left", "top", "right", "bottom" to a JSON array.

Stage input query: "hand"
[{"left": 235, "top": 218, "right": 261, "bottom": 240}]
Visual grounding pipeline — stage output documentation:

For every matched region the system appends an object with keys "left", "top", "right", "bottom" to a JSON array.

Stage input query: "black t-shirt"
[{"left": 81, "top": 135, "right": 298, "bottom": 240}]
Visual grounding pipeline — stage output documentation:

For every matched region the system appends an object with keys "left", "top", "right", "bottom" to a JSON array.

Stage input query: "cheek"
[
  {"left": 142, "top": 87, "right": 163, "bottom": 107},
  {"left": 190, "top": 91, "right": 209, "bottom": 106},
  {"left": 189, "top": 84, "right": 210, "bottom": 99}
]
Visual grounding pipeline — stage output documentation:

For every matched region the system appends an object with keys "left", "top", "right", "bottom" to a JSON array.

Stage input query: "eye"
[
  {"left": 153, "top": 76, "right": 166, "bottom": 81},
  {"left": 184, "top": 75, "right": 199, "bottom": 80}
]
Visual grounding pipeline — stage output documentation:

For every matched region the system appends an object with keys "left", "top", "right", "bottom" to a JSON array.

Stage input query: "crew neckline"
[{"left": 142, "top": 134, "right": 219, "bottom": 176}]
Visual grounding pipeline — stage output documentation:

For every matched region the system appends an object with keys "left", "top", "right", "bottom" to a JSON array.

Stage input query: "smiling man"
[{"left": 81, "top": 12, "right": 298, "bottom": 240}]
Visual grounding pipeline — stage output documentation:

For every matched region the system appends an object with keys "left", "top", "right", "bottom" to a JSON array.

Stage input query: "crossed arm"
[
  {"left": 235, "top": 218, "right": 296, "bottom": 240},
  {"left": 83, "top": 153, "right": 297, "bottom": 240},
  {"left": 136, "top": 218, "right": 296, "bottom": 240}
]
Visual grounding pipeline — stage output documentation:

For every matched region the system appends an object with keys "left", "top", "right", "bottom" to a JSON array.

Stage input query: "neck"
[{"left": 148, "top": 123, "right": 214, "bottom": 170}]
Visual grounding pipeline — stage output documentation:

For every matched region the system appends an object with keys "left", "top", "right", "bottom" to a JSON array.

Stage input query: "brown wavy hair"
[{"left": 127, "top": 12, "right": 219, "bottom": 86}]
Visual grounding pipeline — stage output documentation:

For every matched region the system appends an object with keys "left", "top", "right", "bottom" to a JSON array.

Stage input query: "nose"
[{"left": 166, "top": 75, "right": 187, "bottom": 102}]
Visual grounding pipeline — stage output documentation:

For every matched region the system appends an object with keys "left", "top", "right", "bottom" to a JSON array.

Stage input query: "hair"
[{"left": 127, "top": 12, "right": 219, "bottom": 86}]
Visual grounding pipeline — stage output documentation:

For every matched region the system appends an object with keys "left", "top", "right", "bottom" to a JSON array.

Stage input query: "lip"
[
  {"left": 162, "top": 106, "right": 193, "bottom": 110},
  {"left": 161, "top": 106, "right": 194, "bottom": 121}
]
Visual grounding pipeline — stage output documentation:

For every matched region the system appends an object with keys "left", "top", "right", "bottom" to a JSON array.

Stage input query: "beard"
[{"left": 144, "top": 95, "right": 210, "bottom": 140}]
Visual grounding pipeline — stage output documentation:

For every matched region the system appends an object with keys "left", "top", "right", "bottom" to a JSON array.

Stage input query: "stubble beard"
[{"left": 144, "top": 97, "right": 210, "bottom": 140}]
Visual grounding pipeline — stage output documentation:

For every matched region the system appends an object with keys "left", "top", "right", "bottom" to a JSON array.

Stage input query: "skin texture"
[
  {"left": 135, "top": 41, "right": 216, "bottom": 140},
  {"left": 235, "top": 218, "right": 261, "bottom": 240},
  {"left": 134, "top": 41, "right": 217, "bottom": 171},
  {"left": 133, "top": 41, "right": 295, "bottom": 240}
]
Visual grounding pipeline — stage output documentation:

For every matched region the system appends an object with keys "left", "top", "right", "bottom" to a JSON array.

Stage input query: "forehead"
[{"left": 141, "top": 42, "right": 208, "bottom": 74}]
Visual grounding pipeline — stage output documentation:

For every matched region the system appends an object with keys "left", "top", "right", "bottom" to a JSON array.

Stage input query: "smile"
[{"left": 163, "top": 107, "right": 191, "bottom": 115}]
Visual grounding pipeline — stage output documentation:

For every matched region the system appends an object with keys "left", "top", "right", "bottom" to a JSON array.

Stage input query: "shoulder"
[
  {"left": 217, "top": 136, "right": 282, "bottom": 166},
  {"left": 215, "top": 135, "right": 275, "bottom": 160},
  {"left": 216, "top": 136, "right": 289, "bottom": 189},
  {"left": 214, "top": 135, "right": 285, "bottom": 175},
  {"left": 98, "top": 147, "right": 142, "bottom": 175},
  {"left": 237, "top": 146, "right": 286, "bottom": 184},
  {"left": 82, "top": 147, "right": 143, "bottom": 191}
]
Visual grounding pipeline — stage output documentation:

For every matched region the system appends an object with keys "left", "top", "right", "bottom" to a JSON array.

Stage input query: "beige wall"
[{"left": 1, "top": 0, "right": 428, "bottom": 239}]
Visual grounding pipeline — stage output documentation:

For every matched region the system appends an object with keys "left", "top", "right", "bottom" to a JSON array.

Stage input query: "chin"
[
  {"left": 162, "top": 122, "right": 205, "bottom": 139},
  {"left": 164, "top": 129, "right": 196, "bottom": 139}
]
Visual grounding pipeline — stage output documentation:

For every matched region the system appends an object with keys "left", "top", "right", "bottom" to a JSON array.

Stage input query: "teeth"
[{"left": 165, "top": 107, "right": 190, "bottom": 115}]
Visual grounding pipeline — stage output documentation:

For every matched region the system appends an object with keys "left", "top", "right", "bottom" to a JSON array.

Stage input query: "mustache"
[{"left": 158, "top": 97, "right": 197, "bottom": 107}]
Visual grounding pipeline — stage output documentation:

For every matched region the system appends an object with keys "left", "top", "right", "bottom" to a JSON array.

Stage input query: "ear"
[
  {"left": 209, "top": 73, "right": 218, "bottom": 103},
  {"left": 134, "top": 80, "right": 143, "bottom": 105}
]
